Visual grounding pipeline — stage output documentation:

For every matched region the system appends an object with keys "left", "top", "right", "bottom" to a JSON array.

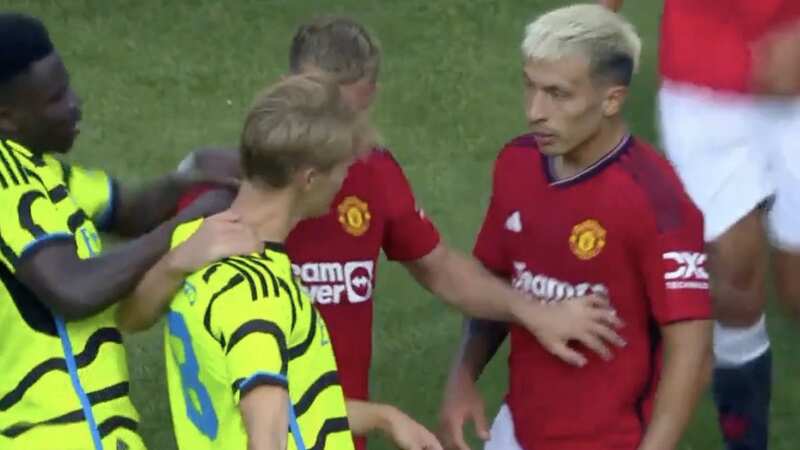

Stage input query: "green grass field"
[{"left": 6, "top": 0, "right": 800, "bottom": 448}]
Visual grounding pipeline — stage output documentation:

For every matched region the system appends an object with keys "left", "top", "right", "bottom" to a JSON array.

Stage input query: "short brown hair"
[
  {"left": 240, "top": 74, "right": 373, "bottom": 188},
  {"left": 289, "top": 16, "right": 380, "bottom": 83}
]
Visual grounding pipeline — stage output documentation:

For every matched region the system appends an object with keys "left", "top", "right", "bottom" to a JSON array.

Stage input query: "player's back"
[
  {"left": 165, "top": 219, "right": 354, "bottom": 450},
  {"left": 475, "top": 134, "right": 710, "bottom": 449}
]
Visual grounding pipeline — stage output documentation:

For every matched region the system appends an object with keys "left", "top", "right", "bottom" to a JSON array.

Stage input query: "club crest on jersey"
[
  {"left": 338, "top": 196, "right": 371, "bottom": 237},
  {"left": 569, "top": 219, "right": 606, "bottom": 260}
]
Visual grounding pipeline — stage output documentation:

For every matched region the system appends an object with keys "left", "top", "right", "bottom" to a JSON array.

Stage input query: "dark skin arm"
[
  {"left": 16, "top": 191, "right": 234, "bottom": 321},
  {"left": 110, "top": 171, "right": 237, "bottom": 237}
]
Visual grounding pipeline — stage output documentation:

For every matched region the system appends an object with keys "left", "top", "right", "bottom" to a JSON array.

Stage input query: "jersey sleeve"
[
  {"left": 208, "top": 272, "right": 294, "bottom": 402},
  {"left": 473, "top": 156, "right": 511, "bottom": 277},
  {"left": 0, "top": 178, "right": 74, "bottom": 272},
  {"left": 56, "top": 160, "right": 117, "bottom": 231},
  {"left": 374, "top": 150, "right": 440, "bottom": 261},
  {"left": 641, "top": 201, "right": 712, "bottom": 325}
]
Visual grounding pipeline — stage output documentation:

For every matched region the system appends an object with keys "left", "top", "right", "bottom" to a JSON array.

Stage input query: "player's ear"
[
  {"left": 298, "top": 166, "right": 317, "bottom": 192},
  {"left": 602, "top": 86, "right": 627, "bottom": 117}
]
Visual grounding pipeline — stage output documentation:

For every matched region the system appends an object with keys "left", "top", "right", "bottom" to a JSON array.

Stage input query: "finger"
[
  {"left": 592, "top": 323, "right": 627, "bottom": 348},
  {"left": 585, "top": 295, "right": 610, "bottom": 308},
  {"left": 471, "top": 405, "right": 490, "bottom": 441},
  {"left": 549, "top": 342, "right": 587, "bottom": 367},
  {"left": 442, "top": 418, "right": 470, "bottom": 450},
  {"left": 422, "top": 431, "right": 444, "bottom": 450},
  {"left": 578, "top": 332, "right": 612, "bottom": 361},
  {"left": 592, "top": 308, "right": 624, "bottom": 329}
]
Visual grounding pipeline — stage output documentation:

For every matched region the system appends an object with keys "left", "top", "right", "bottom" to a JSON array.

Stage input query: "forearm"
[
  {"left": 407, "top": 245, "right": 528, "bottom": 322},
  {"left": 116, "top": 251, "right": 186, "bottom": 332},
  {"left": 346, "top": 399, "right": 397, "bottom": 437},
  {"left": 29, "top": 219, "right": 177, "bottom": 320},
  {"left": 453, "top": 318, "right": 508, "bottom": 381},
  {"left": 639, "top": 321, "right": 712, "bottom": 450},
  {"left": 113, "top": 174, "right": 188, "bottom": 236}
]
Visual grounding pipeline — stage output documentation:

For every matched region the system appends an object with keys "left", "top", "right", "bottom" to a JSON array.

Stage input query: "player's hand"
[
  {"left": 752, "top": 20, "right": 800, "bottom": 96},
  {"left": 168, "top": 210, "right": 261, "bottom": 273},
  {"left": 517, "top": 295, "right": 625, "bottom": 367},
  {"left": 382, "top": 406, "right": 443, "bottom": 450},
  {"left": 439, "top": 370, "right": 489, "bottom": 450}
]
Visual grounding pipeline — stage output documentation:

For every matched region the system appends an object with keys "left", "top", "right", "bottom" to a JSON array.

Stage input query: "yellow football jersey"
[
  {"left": 0, "top": 139, "right": 144, "bottom": 450},
  {"left": 166, "top": 219, "right": 354, "bottom": 450}
]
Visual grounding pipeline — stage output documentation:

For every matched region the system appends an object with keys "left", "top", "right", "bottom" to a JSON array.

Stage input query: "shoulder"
[
  {"left": 495, "top": 133, "right": 541, "bottom": 171},
  {"left": 361, "top": 146, "right": 407, "bottom": 177},
  {"left": 616, "top": 138, "right": 701, "bottom": 233}
]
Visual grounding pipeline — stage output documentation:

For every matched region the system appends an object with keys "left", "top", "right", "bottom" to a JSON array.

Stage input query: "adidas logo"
[{"left": 505, "top": 211, "right": 522, "bottom": 232}]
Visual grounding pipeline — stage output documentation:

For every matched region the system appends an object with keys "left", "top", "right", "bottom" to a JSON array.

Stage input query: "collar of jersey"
[
  {"left": 263, "top": 241, "right": 287, "bottom": 254},
  {"left": 542, "top": 133, "right": 633, "bottom": 188}
]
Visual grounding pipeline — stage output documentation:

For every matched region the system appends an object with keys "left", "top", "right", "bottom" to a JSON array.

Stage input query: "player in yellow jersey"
[
  {"left": 0, "top": 13, "right": 256, "bottom": 450},
  {"left": 118, "top": 74, "right": 443, "bottom": 449}
]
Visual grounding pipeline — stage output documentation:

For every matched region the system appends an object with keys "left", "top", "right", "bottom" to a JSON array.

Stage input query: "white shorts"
[
  {"left": 484, "top": 403, "right": 523, "bottom": 450},
  {"left": 658, "top": 81, "right": 800, "bottom": 250}
]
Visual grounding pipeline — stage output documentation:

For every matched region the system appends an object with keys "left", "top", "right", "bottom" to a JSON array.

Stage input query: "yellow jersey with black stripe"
[
  {"left": 0, "top": 140, "right": 145, "bottom": 450},
  {"left": 166, "top": 219, "right": 354, "bottom": 450}
]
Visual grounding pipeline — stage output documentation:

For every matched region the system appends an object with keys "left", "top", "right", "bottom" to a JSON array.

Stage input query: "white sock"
[{"left": 713, "top": 314, "right": 770, "bottom": 367}]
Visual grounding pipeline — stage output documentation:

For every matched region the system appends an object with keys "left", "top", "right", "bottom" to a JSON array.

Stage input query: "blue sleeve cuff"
[{"left": 95, "top": 178, "right": 118, "bottom": 232}]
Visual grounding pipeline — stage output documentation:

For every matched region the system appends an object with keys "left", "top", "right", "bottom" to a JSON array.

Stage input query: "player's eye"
[{"left": 547, "top": 88, "right": 570, "bottom": 99}]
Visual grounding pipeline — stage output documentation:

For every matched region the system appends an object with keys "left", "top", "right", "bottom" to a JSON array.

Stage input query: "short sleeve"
[
  {"left": 209, "top": 273, "right": 294, "bottom": 402},
  {"left": 56, "top": 159, "right": 116, "bottom": 231},
  {"left": 0, "top": 180, "right": 73, "bottom": 271},
  {"left": 373, "top": 150, "right": 440, "bottom": 261},
  {"left": 473, "top": 159, "right": 511, "bottom": 277},
  {"left": 642, "top": 204, "right": 712, "bottom": 325}
]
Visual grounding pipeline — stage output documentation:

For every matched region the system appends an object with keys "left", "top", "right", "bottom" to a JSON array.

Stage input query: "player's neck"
[
  {"left": 227, "top": 181, "right": 302, "bottom": 244},
  {"left": 556, "top": 118, "right": 628, "bottom": 179}
]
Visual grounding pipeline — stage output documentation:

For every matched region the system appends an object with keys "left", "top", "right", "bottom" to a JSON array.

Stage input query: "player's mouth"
[{"left": 531, "top": 132, "right": 556, "bottom": 146}]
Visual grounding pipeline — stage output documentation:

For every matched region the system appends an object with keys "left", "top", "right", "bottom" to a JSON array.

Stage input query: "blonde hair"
[
  {"left": 289, "top": 16, "right": 380, "bottom": 83},
  {"left": 522, "top": 4, "right": 641, "bottom": 85},
  {"left": 240, "top": 73, "right": 374, "bottom": 188}
]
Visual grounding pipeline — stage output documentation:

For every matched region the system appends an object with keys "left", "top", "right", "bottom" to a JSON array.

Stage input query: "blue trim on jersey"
[
  {"left": 56, "top": 317, "right": 103, "bottom": 450},
  {"left": 19, "top": 233, "right": 74, "bottom": 260},
  {"left": 94, "top": 177, "right": 116, "bottom": 232},
  {"left": 289, "top": 399, "right": 307, "bottom": 450},
  {"left": 240, "top": 371, "right": 288, "bottom": 391}
]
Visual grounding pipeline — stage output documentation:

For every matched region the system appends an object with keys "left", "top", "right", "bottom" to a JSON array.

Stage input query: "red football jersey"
[
  {"left": 660, "top": 0, "right": 800, "bottom": 93},
  {"left": 474, "top": 134, "right": 711, "bottom": 450}
]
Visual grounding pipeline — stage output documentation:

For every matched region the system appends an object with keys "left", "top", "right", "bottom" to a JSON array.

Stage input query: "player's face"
[
  {"left": 339, "top": 72, "right": 378, "bottom": 113},
  {"left": 523, "top": 55, "right": 606, "bottom": 157},
  {"left": 301, "top": 157, "right": 353, "bottom": 218},
  {"left": 0, "top": 52, "right": 81, "bottom": 154}
]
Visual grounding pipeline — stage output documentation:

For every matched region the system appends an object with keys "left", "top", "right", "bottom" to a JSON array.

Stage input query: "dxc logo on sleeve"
[{"left": 663, "top": 251, "right": 709, "bottom": 290}]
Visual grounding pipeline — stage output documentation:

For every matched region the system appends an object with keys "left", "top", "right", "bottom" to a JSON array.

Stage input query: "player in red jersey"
[
  {"left": 439, "top": 5, "right": 712, "bottom": 450},
  {"left": 170, "top": 16, "right": 626, "bottom": 450},
  {"left": 604, "top": 1, "right": 800, "bottom": 448}
]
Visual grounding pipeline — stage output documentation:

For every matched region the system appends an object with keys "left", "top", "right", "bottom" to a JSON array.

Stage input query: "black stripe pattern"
[
  {"left": 1, "top": 381, "right": 131, "bottom": 438},
  {"left": 0, "top": 328, "right": 122, "bottom": 412},
  {"left": 293, "top": 371, "right": 339, "bottom": 418},
  {"left": 288, "top": 308, "right": 317, "bottom": 360},
  {"left": 308, "top": 417, "right": 350, "bottom": 450}
]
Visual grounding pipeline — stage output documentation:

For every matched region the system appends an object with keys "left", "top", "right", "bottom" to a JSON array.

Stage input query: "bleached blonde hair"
[{"left": 522, "top": 4, "right": 641, "bottom": 85}]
